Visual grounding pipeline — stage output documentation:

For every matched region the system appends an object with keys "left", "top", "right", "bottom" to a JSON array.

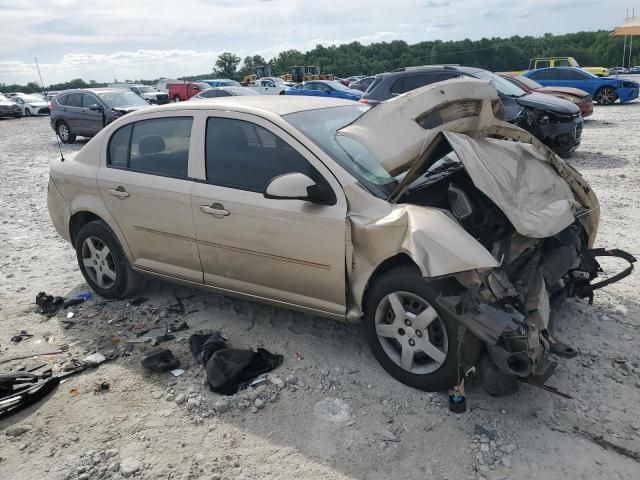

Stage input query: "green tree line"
[{"left": 1, "top": 30, "right": 634, "bottom": 93}]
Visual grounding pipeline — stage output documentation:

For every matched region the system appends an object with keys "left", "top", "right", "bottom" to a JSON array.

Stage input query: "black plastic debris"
[
  {"left": 141, "top": 349, "right": 180, "bottom": 373},
  {"left": 35, "top": 292, "right": 64, "bottom": 317},
  {"left": 11, "top": 331, "right": 32, "bottom": 343},
  {"left": 0, "top": 372, "right": 60, "bottom": 420},
  {"left": 189, "top": 332, "right": 283, "bottom": 395},
  {"left": 63, "top": 298, "right": 85, "bottom": 309}
]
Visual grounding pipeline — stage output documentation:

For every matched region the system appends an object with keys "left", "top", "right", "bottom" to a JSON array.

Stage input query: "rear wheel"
[
  {"left": 595, "top": 87, "right": 617, "bottom": 105},
  {"left": 173, "top": 96, "right": 181, "bottom": 102},
  {"left": 24, "top": 108, "right": 32, "bottom": 117},
  {"left": 365, "top": 267, "right": 460, "bottom": 391},
  {"left": 75, "top": 220, "right": 139, "bottom": 299},
  {"left": 57, "top": 121, "right": 76, "bottom": 144}
]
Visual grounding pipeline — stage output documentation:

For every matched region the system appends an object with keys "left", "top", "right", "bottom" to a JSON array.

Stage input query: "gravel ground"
[{"left": 0, "top": 105, "right": 639, "bottom": 480}]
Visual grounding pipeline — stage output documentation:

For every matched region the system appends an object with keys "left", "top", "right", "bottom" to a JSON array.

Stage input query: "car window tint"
[
  {"left": 108, "top": 124, "right": 133, "bottom": 168},
  {"left": 66, "top": 93, "right": 83, "bottom": 107},
  {"left": 205, "top": 117, "right": 321, "bottom": 193},
  {"left": 557, "top": 69, "right": 588, "bottom": 80},
  {"left": 391, "top": 74, "right": 440, "bottom": 94},
  {"left": 56, "top": 95, "right": 68, "bottom": 106},
  {"left": 117, "top": 117, "right": 193, "bottom": 177},
  {"left": 82, "top": 94, "right": 99, "bottom": 108},
  {"left": 529, "top": 70, "right": 555, "bottom": 81},
  {"left": 201, "top": 90, "right": 221, "bottom": 98}
]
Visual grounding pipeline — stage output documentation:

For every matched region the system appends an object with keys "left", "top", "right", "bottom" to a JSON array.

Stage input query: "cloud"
[{"left": 424, "top": 1, "right": 450, "bottom": 7}]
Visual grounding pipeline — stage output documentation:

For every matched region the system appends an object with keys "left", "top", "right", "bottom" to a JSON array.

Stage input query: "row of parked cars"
[{"left": 0, "top": 92, "right": 54, "bottom": 118}]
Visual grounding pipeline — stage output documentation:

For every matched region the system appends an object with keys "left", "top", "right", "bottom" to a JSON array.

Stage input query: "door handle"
[
  {"left": 200, "top": 203, "right": 230, "bottom": 217},
  {"left": 108, "top": 187, "right": 130, "bottom": 199}
]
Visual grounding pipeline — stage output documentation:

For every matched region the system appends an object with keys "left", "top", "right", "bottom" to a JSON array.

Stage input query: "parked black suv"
[
  {"left": 361, "top": 66, "right": 583, "bottom": 156},
  {"left": 50, "top": 88, "right": 151, "bottom": 144}
]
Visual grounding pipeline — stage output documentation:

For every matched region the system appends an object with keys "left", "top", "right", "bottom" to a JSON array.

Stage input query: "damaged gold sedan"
[{"left": 48, "top": 79, "right": 635, "bottom": 395}]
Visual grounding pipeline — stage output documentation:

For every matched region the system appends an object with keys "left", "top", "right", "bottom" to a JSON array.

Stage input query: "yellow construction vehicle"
[
  {"left": 283, "top": 66, "right": 335, "bottom": 83},
  {"left": 243, "top": 65, "right": 277, "bottom": 85}
]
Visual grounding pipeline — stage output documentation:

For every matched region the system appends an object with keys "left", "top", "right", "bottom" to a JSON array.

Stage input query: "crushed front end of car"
[{"left": 340, "top": 78, "right": 635, "bottom": 395}]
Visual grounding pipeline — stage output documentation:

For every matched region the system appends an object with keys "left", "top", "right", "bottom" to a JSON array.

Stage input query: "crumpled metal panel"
[{"left": 443, "top": 131, "right": 576, "bottom": 238}]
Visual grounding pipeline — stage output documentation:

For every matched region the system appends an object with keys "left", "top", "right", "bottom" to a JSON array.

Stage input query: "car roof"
[
  {"left": 376, "top": 65, "right": 483, "bottom": 79},
  {"left": 58, "top": 88, "right": 129, "bottom": 94},
  {"left": 132, "top": 95, "right": 356, "bottom": 116}
]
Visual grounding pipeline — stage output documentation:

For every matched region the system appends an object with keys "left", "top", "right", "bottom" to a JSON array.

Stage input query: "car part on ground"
[
  {"left": 47, "top": 83, "right": 634, "bottom": 397},
  {"left": 361, "top": 65, "right": 583, "bottom": 157}
]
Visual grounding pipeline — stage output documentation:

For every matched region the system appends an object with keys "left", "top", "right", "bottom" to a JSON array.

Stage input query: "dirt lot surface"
[{"left": 1, "top": 104, "right": 639, "bottom": 480}]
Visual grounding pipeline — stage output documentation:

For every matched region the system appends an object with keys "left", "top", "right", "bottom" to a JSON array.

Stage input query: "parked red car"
[
  {"left": 167, "top": 81, "right": 210, "bottom": 102},
  {"left": 500, "top": 74, "right": 593, "bottom": 117}
]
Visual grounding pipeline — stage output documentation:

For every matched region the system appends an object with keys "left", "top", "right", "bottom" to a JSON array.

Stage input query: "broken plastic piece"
[
  {"left": 170, "top": 369, "right": 185, "bottom": 377},
  {"left": 83, "top": 352, "right": 106, "bottom": 367}
]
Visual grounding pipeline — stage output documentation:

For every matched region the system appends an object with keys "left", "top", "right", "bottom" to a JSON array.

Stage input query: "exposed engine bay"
[{"left": 398, "top": 138, "right": 635, "bottom": 395}]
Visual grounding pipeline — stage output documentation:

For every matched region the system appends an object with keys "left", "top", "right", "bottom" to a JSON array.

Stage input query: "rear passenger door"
[
  {"left": 190, "top": 112, "right": 348, "bottom": 315},
  {"left": 97, "top": 114, "right": 203, "bottom": 282},
  {"left": 63, "top": 93, "right": 84, "bottom": 131}
]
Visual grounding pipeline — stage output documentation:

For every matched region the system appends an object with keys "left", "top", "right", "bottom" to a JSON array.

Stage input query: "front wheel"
[
  {"left": 75, "top": 220, "right": 139, "bottom": 299},
  {"left": 365, "top": 266, "right": 460, "bottom": 391},
  {"left": 24, "top": 108, "right": 32, "bottom": 117},
  {"left": 173, "top": 96, "right": 181, "bottom": 102},
  {"left": 595, "top": 87, "right": 618, "bottom": 105}
]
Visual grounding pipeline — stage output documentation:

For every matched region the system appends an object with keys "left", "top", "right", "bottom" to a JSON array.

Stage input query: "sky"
[{"left": 0, "top": 0, "right": 634, "bottom": 85}]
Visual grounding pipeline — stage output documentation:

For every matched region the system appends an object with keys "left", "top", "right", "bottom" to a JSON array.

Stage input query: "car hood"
[
  {"left": 337, "top": 77, "right": 599, "bottom": 240},
  {"left": 535, "top": 86, "right": 590, "bottom": 98},
  {"left": 515, "top": 92, "right": 580, "bottom": 115}
]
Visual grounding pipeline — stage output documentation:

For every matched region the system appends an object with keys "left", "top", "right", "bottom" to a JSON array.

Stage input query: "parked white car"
[
  {"left": 13, "top": 94, "right": 50, "bottom": 116},
  {"left": 248, "top": 78, "right": 288, "bottom": 95}
]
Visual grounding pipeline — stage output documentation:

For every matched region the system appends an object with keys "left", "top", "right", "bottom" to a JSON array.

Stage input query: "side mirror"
[
  {"left": 264, "top": 173, "right": 334, "bottom": 205},
  {"left": 89, "top": 104, "right": 103, "bottom": 111}
]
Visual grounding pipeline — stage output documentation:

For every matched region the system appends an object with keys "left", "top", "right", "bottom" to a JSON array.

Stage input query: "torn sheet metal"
[
  {"left": 443, "top": 131, "right": 576, "bottom": 238},
  {"left": 344, "top": 184, "right": 499, "bottom": 318}
]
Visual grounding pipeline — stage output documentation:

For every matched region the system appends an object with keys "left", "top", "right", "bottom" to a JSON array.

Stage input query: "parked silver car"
[
  {"left": 0, "top": 94, "right": 22, "bottom": 118},
  {"left": 47, "top": 80, "right": 634, "bottom": 395}
]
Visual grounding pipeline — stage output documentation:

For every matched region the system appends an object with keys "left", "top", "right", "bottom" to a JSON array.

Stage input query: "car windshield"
[
  {"left": 473, "top": 70, "right": 527, "bottom": 97},
  {"left": 137, "top": 86, "right": 155, "bottom": 93},
  {"left": 514, "top": 75, "right": 543, "bottom": 89},
  {"left": 98, "top": 91, "right": 149, "bottom": 107},
  {"left": 20, "top": 95, "right": 43, "bottom": 102},
  {"left": 284, "top": 105, "right": 398, "bottom": 198},
  {"left": 221, "top": 87, "right": 260, "bottom": 96}
]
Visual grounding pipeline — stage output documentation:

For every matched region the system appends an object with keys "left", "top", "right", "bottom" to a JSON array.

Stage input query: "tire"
[
  {"left": 24, "top": 108, "right": 32, "bottom": 117},
  {"left": 14, "top": 112, "right": 22, "bottom": 118},
  {"left": 75, "top": 220, "right": 139, "bottom": 299},
  {"left": 173, "top": 96, "right": 181, "bottom": 102},
  {"left": 57, "top": 121, "right": 76, "bottom": 144},
  {"left": 365, "top": 266, "right": 460, "bottom": 391},
  {"left": 595, "top": 87, "right": 617, "bottom": 105}
]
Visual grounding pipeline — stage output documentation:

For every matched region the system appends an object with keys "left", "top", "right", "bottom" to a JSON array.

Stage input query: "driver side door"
[{"left": 190, "top": 112, "right": 347, "bottom": 316}]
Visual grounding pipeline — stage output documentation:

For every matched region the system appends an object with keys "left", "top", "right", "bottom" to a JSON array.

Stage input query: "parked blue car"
[
  {"left": 522, "top": 67, "right": 639, "bottom": 105},
  {"left": 284, "top": 80, "right": 363, "bottom": 101}
]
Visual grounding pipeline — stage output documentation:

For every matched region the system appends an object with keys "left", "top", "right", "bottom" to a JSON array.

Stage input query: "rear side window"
[
  {"left": 200, "top": 89, "right": 231, "bottom": 98},
  {"left": 529, "top": 70, "right": 556, "bottom": 81},
  {"left": 107, "top": 117, "right": 192, "bottom": 178},
  {"left": 66, "top": 93, "right": 82, "bottom": 107},
  {"left": 205, "top": 117, "right": 322, "bottom": 193},
  {"left": 391, "top": 74, "right": 443, "bottom": 95},
  {"left": 57, "top": 95, "right": 69, "bottom": 106}
]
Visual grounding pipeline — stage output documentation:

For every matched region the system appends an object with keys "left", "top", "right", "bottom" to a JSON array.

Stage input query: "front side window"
[
  {"left": 536, "top": 60, "right": 551, "bottom": 68},
  {"left": 205, "top": 117, "right": 322, "bottom": 193},
  {"left": 107, "top": 117, "right": 192, "bottom": 178},
  {"left": 99, "top": 91, "right": 149, "bottom": 108},
  {"left": 82, "top": 94, "right": 100, "bottom": 108}
]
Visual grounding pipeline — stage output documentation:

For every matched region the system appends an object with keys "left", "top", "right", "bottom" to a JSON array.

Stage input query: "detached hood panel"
[{"left": 443, "top": 132, "right": 576, "bottom": 238}]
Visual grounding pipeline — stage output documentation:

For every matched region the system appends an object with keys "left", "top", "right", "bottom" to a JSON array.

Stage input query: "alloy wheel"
[
  {"left": 58, "top": 123, "right": 69, "bottom": 141},
  {"left": 596, "top": 87, "right": 616, "bottom": 105},
  {"left": 374, "top": 291, "right": 448, "bottom": 374},
  {"left": 81, "top": 236, "right": 117, "bottom": 289}
]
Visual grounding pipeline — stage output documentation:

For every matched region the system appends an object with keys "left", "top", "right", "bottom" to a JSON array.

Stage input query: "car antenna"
[{"left": 36, "top": 56, "right": 65, "bottom": 161}]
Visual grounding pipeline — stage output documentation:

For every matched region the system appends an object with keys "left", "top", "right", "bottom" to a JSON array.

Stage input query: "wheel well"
[
  {"left": 361, "top": 253, "right": 420, "bottom": 314},
  {"left": 69, "top": 211, "right": 102, "bottom": 248}
]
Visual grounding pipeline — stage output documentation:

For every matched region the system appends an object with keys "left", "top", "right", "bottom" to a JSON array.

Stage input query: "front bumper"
[
  {"left": 540, "top": 115, "right": 583, "bottom": 156},
  {"left": 616, "top": 87, "right": 639, "bottom": 103}
]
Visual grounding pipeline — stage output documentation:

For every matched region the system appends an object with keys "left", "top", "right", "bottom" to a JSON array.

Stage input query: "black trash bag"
[
  {"left": 205, "top": 347, "right": 283, "bottom": 395},
  {"left": 36, "top": 292, "right": 64, "bottom": 316},
  {"left": 189, "top": 332, "right": 229, "bottom": 366},
  {"left": 141, "top": 349, "right": 180, "bottom": 373}
]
